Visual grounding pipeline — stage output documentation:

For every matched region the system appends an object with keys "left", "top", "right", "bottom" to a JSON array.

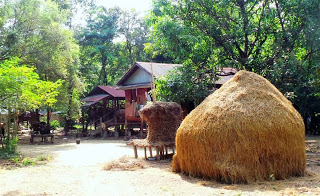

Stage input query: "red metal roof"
[
  {"left": 81, "top": 94, "right": 109, "bottom": 102},
  {"left": 86, "top": 86, "right": 125, "bottom": 98},
  {"left": 82, "top": 86, "right": 125, "bottom": 107},
  {"left": 97, "top": 86, "right": 125, "bottom": 98}
]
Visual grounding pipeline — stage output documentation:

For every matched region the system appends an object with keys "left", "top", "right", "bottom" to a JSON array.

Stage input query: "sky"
[
  {"left": 96, "top": 0, "right": 153, "bottom": 13},
  {"left": 74, "top": 0, "right": 153, "bottom": 27}
]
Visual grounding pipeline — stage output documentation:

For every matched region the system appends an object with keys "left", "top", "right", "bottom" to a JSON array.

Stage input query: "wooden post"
[
  {"left": 81, "top": 109, "right": 85, "bottom": 137},
  {"left": 144, "top": 147, "right": 147, "bottom": 159},
  {"left": 115, "top": 99, "right": 118, "bottom": 133},
  {"left": 139, "top": 121, "right": 143, "bottom": 138},
  {"left": 124, "top": 119, "right": 128, "bottom": 140},
  {"left": 103, "top": 99, "right": 106, "bottom": 121},
  {"left": 133, "top": 145, "right": 138, "bottom": 158},
  {"left": 149, "top": 146, "right": 152, "bottom": 157},
  {"left": 156, "top": 147, "right": 160, "bottom": 161},
  {"left": 160, "top": 146, "right": 164, "bottom": 158},
  {"left": 150, "top": 64, "right": 157, "bottom": 103},
  {"left": 100, "top": 117, "right": 103, "bottom": 138}
]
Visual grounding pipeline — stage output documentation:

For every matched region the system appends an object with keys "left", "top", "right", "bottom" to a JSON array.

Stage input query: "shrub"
[{"left": 50, "top": 120, "right": 60, "bottom": 130}]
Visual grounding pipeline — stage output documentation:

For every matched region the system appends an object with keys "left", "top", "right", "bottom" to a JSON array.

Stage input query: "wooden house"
[
  {"left": 116, "top": 62, "right": 237, "bottom": 137},
  {"left": 81, "top": 86, "right": 125, "bottom": 137},
  {"left": 116, "top": 62, "right": 181, "bottom": 137},
  {"left": 215, "top": 67, "right": 237, "bottom": 88}
]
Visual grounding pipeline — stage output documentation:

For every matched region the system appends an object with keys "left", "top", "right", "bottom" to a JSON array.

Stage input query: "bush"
[
  {"left": 2, "top": 137, "right": 18, "bottom": 155},
  {"left": 22, "top": 157, "right": 35, "bottom": 166},
  {"left": 50, "top": 120, "right": 60, "bottom": 130}
]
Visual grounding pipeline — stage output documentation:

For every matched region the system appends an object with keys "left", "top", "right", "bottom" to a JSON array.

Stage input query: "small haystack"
[
  {"left": 172, "top": 70, "right": 306, "bottom": 183},
  {"left": 139, "top": 102, "right": 182, "bottom": 144}
]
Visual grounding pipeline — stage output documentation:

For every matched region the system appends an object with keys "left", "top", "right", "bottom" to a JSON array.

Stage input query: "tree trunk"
[
  {"left": 47, "top": 107, "right": 50, "bottom": 131},
  {"left": 64, "top": 81, "right": 73, "bottom": 136},
  {"left": 99, "top": 50, "right": 108, "bottom": 85},
  {"left": 101, "top": 61, "right": 108, "bottom": 86},
  {"left": 4, "top": 106, "right": 11, "bottom": 149}
]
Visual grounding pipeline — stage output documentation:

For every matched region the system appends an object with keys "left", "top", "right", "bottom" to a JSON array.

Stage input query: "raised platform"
[{"left": 128, "top": 139, "right": 175, "bottom": 160}]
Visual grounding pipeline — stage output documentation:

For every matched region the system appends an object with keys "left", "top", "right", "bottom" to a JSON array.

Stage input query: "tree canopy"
[
  {"left": 148, "top": 0, "right": 320, "bottom": 134},
  {"left": 0, "top": 0, "right": 320, "bottom": 140}
]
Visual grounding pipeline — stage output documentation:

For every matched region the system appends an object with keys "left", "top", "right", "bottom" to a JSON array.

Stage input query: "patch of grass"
[
  {"left": 22, "top": 157, "right": 35, "bottom": 166},
  {"left": 0, "top": 151, "right": 52, "bottom": 169},
  {"left": 0, "top": 150, "right": 20, "bottom": 160},
  {"left": 36, "top": 155, "right": 51, "bottom": 162},
  {"left": 103, "top": 156, "right": 147, "bottom": 171}
]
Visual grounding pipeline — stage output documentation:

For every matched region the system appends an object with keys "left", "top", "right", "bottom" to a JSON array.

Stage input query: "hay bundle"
[
  {"left": 172, "top": 70, "right": 306, "bottom": 183},
  {"left": 139, "top": 102, "right": 181, "bottom": 143}
]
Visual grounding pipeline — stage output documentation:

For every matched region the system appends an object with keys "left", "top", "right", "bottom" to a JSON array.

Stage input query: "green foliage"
[
  {"left": 50, "top": 120, "right": 61, "bottom": 130},
  {"left": 36, "top": 155, "right": 51, "bottom": 162},
  {"left": 80, "top": 6, "right": 121, "bottom": 85},
  {"left": 1, "top": 137, "right": 18, "bottom": 155},
  {"left": 22, "top": 157, "right": 35, "bottom": 166},
  {"left": 0, "top": 152, "right": 52, "bottom": 169},
  {"left": 0, "top": 58, "right": 61, "bottom": 151},
  {"left": 0, "top": 0, "right": 84, "bottom": 127},
  {"left": 0, "top": 58, "right": 61, "bottom": 109},
  {"left": 148, "top": 0, "right": 320, "bottom": 134},
  {"left": 0, "top": 151, "right": 21, "bottom": 162},
  {"left": 156, "top": 63, "right": 216, "bottom": 105},
  {"left": 78, "top": 6, "right": 150, "bottom": 91}
]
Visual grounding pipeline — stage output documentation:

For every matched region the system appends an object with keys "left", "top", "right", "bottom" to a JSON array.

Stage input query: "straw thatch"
[
  {"left": 139, "top": 102, "right": 182, "bottom": 143},
  {"left": 172, "top": 70, "right": 306, "bottom": 183}
]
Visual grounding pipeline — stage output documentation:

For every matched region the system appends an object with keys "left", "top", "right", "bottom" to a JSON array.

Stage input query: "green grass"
[
  {"left": 36, "top": 155, "right": 51, "bottom": 162},
  {"left": 0, "top": 151, "right": 52, "bottom": 169},
  {"left": 22, "top": 157, "right": 35, "bottom": 166}
]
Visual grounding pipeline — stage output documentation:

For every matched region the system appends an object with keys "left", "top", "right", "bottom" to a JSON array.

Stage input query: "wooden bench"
[{"left": 30, "top": 132, "right": 54, "bottom": 144}]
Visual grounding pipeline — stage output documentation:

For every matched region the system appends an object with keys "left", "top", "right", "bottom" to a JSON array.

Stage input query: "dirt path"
[{"left": 1, "top": 138, "right": 320, "bottom": 196}]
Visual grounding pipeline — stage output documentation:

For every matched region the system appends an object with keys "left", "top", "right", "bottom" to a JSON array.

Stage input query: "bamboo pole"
[{"left": 150, "top": 64, "right": 157, "bottom": 103}]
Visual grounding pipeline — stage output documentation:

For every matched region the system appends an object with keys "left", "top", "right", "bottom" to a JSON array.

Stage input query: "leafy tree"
[
  {"left": 0, "top": 58, "right": 61, "bottom": 152},
  {"left": 80, "top": 6, "right": 121, "bottom": 85},
  {"left": 0, "top": 0, "right": 84, "bottom": 132},
  {"left": 78, "top": 6, "right": 150, "bottom": 92},
  {"left": 148, "top": 0, "right": 320, "bottom": 134},
  {"left": 119, "top": 10, "right": 149, "bottom": 64}
]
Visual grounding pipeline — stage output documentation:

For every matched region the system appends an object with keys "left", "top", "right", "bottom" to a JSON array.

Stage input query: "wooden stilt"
[
  {"left": 156, "top": 147, "right": 160, "bottom": 161},
  {"left": 161, "top": 146, "right": 164, "bottom": 158},
  {"left": 139, "top": 122, "right": 143, "bottom": 138},
  {"left": 149, "top": 146, "right": 152, "bottom": 157},
  {"left": 144, "top": 147, "right": 147, "bottom": 159},
  {"left": 125, "top": 119, "right": 128, "bottom": 140},
  {"left": 133, "top": 145, "right": 138, "bottom": 158}
]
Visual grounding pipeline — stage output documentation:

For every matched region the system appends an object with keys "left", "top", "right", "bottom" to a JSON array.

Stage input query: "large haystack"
[
  {"left": 139, "top": 102, "right": 181, "bottom": 143},
  {"left": 172, "top": 70, "right": 305, "bottom": 183}
]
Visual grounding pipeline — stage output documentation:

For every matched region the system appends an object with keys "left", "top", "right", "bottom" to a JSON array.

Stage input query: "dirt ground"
[{"left": 0, "top": 133, "right": 320, "bottom": 196}]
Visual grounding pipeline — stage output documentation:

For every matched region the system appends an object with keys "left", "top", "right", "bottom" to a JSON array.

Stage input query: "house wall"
[
  {"left": 124, "top": 69, "right": 152, "bottom": 85},
  {"left": 125, "top": 88, "right": 150, "bottom": 121}
]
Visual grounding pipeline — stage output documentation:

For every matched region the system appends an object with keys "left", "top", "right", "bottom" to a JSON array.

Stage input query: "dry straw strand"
[{"left": 172, "top": 70, "right": 306, "bottom": 183}]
